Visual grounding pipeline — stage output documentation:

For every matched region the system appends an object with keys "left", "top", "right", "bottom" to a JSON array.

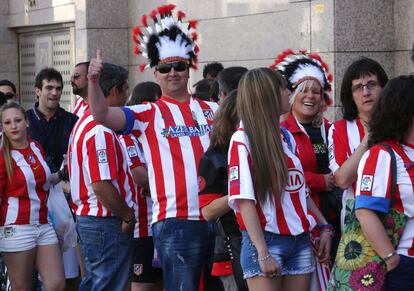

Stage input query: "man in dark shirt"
[{"left": 27, "top": 67, "right": 78, "bottom": 173}]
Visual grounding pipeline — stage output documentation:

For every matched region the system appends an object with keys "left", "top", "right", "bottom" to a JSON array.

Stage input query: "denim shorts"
[
  {"left": 0, "top": 223, "right": 58, "bottom": 252},
  {"left": 240, "top": 230, "right": 314, "bottom": 278}
]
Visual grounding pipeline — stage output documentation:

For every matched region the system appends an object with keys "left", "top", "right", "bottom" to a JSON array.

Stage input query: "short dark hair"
[
  {"left": 129, "top": 81, "right": 161, "bottom": 105},
  {"left": 340, "top": 57, "right": 388, "bottom": 121},
  {"left": 192, "top": 79, "right": 214, "bottom": 101},
  {"left": 369, "top": 75, "right": 414, "bottom": 146},
  {"left": 34, "top": 68, "right": 63, "bottom": 89},
  {"left": 203, "top": 62, "right": 224, "bottom": 79},
  {"left": 217, "top": 66, "right": 248, "bottom": 96},
  {"left": 99, "top": 63, "right": 128, "bottom": 97},
  {"left": 75, "top": 61, "right": 90, "bottom": 70},
  {"left": 0, "top": 80, "right": 17, "bottom": 94},
  {"left": 208, "top": 80, "right": 220, "bottom": 102}
]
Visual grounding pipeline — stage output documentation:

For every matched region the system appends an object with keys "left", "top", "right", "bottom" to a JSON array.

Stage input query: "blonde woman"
[
  {"left": 228, "top": 68, "right": 331, "bottom": 291},
  {"left": 0, "top": 102, "right": 65, "bottom": 291}
]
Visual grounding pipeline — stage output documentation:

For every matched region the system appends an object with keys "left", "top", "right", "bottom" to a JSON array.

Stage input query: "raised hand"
[{"left": 88, "top": 49, "right": 103, "bottom": 82}]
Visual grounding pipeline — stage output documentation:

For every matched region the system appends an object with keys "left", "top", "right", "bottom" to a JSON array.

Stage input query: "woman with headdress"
[{"left": 273, "top": 50, "right": 339, "bottom": 290}]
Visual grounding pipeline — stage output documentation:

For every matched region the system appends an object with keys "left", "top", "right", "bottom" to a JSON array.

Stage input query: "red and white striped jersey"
[
  {"left": 228, "top": 125, "right": 310, "bottom": 235},
  {"left": 72, "top": 96, "right": 89, "bottom": 118},
  {"left": 328, "top": 118, "right": 366, "bottom": 202},
  {"left": 356, "top": 142, "right": 414, "bottom": 257},
  {"left": 122, "top": 96, "right": 218, "bottom": 223},
  {"left": 118, "top": 133, "right": 152, "bottom": 238},
  {"left": 68, "top": 111, "right": 135, "bottom": 217},
  {"left": 0, "top": 141, "right": 51, "bottom": 226}
]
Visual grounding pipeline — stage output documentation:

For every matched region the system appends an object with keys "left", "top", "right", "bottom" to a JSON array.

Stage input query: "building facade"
[{"left": 0, "top": 0, "right": 413, "bottom": 119}]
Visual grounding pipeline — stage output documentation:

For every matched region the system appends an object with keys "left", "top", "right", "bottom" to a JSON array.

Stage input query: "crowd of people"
[{"left": 0, "top": 4, "right": 414, "bottom": 291}]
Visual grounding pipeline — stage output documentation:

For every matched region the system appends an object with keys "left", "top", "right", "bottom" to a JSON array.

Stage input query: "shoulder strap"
[
  {"left": 280, "top": 126, "right": 293, "bottom": 152},
  {"left": 379, "top": 143, "right": 397, "bottom": 201}
]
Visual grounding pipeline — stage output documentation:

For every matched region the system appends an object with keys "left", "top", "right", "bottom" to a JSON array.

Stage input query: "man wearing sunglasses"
[
  {"left": 87, "top": 5, "right": 220, "bottom": 291},
  {"left": 0, "top": 79, "right": 18, "bottom": 103},
  {"left": 71, "top": 61, "right": 90, "bottom": 117}
]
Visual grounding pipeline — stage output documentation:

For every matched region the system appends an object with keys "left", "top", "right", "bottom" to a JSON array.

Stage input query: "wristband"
[{"left": 383, "top": 251, "right": 398, "bottom": 262}]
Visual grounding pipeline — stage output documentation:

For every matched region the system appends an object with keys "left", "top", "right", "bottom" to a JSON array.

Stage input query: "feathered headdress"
[
  {"left": 132, "top": 4, "right": 199, "bottom": 72},
  {"left": 270, "top": 49, "right": 333, "bottom": 105}
]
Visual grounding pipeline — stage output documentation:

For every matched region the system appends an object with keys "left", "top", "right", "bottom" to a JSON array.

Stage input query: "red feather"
[
  {"left": 188, "top": 20, "right": 198, "bottom": 29},
  {"left": 139, "top": 64, "right": 147, "bottom": 72},
  {"left": 132, "top": 34, "right": 139, "bottom": 44},
  {"left": 194, "top": 45, "right": 200, "bottom": 54},
  {"left": 191, "top": 63, "right": 198, "bottom": 70},
  {"left": 134, "top": 46, "right": 141, "bottom": 55},
  {"left": 327, "top": 74, "right": 333, "bottom": 82},
  {"left": 133, "top": 26, "right": 141, "bottom": 36},
  {"left": 166, "top": 4, "right": 176, "bottom": 14},
  {"left": 325, "top": 97, "right": 332, "bottom": 106},
  {"left": 141, "top": 15, "right": 148, "bottom": 27},
  {"left": 275, "top": 49, "right": 294, "bottom": 64},
  {"left": 177, "top": 10, "right": 186, "bottom": 20},
  {"left": 157, "top": 6, "right": 166, "bottom": 15},
  {"left": 150, "top": 10, "right": 158, "bottom": 19},
  {"left": 299, "top": 49, "right": 307, "bottom": 55},
  {"left": 191, "top": 32, "right": 198, "bottom": 41}
]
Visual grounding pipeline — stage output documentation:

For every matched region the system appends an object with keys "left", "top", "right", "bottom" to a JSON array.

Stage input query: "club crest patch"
[
  {"left": 27, "top": 154, "right": 36, "bottom": 164},
  {"left": 229, "top": 166, "right": 239, "bottom": 182},
  {"left": 203, "top": 109, "right": 214, "bottom": 121},
  {"left": 127, "top": 145, "right": 138, "bottom": 158},
  {"left": 97, "top": 149, "right": 108, "bottom": 163},
  {"left": 134, "top": 264, "right": 143, "bottom": 276},
  {"left": 360, "top": 175, "right": 374, "bottom": 192}
]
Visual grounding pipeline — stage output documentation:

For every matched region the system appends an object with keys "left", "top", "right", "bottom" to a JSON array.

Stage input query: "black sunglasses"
[
  {"left": 0, "top": 92, "right": 15, "bottom": 99},
  {"left": 156, "top": 61, "right": 188, "bottom": 74}
]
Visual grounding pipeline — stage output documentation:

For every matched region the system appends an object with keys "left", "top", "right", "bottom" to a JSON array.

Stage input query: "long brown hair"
[
  {"left": 209, "top": 90, "right": 239, "bottom": 150},
  {"left": 237, "top": 68, "right": 288, "bottom": 203},
  {"left": 0, "top": 102, "right": 28, "bottom": 180}
]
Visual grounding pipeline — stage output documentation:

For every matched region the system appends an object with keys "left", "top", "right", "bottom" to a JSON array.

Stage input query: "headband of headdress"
[
  {"left": 270, "top": 49, "right": 333, "bottom": 105},
  {"left": 132, "top": 4, "right": 199, "bottom": 72}
]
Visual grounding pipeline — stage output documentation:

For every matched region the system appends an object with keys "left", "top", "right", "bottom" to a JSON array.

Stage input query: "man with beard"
[{"left": 71, "top": 62, "right": 89, "bottom": 117}]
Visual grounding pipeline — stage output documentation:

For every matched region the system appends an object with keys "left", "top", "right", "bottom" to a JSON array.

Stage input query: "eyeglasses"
[
  {"left": 351, "top": 81, "right": 379, "bottom": 93},
  {"left": 0, "top": 92, "right": 15, "bottom": 99},
  {"left": 156, "top": 61, "right": 188, "bottom": 74}
]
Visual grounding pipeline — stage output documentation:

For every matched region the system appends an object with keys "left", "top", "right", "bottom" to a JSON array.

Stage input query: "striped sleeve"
[
  {"left": 119, "top": 134, "right": 145, "bottom": 169},
  {"left": 228, "top": 134, "right": 256, "bottom": 212},
  {"left": 355, "top": 146, "right": 392, "bottom": 213},
  {"left": 328, "top": 123, "right": 344, "bottom": 174},
  {"left": 86, "top": 127, "right": 119, "bottom": 183}
]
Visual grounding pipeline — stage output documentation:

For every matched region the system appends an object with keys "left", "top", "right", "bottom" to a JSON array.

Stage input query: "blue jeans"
[
  {"left": 152, "top": 218, "right": 209, "bottom": 291},
  {"left": 241, "top": 231, "right": 314, "bottom": 278},
  {"left": 76, "top": 216, "right": 133, "bottom": 291}
]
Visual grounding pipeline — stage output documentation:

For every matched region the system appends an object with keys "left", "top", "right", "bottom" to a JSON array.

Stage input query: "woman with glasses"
[
  {"left": 354, "top": 75, "right": 414, "bottom": 290},
  {"left": 328, "top": 57, "right": 388, "bottom": 228},
  {"left": 0, "top": 102, "right": 65, "bottom": 290}
]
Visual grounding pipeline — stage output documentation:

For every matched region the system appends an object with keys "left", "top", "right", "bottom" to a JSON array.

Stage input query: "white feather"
[
  {"left": 157, "top": 34, "right": 193, "bottom": 60},
  {"left": 289, "top": 64, "right": 325, "bottom": 87}
]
